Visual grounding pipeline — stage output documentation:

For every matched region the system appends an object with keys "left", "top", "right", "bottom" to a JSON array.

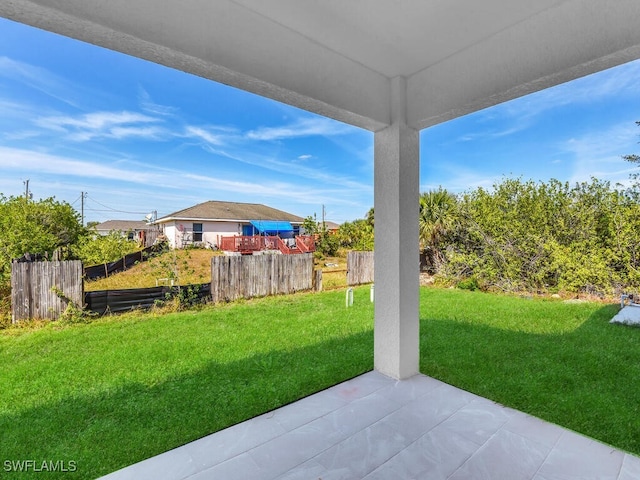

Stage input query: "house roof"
[
  {"left": 94, "top": 220, "right": 151, "bottom": 231},
  {"left": 156, "top": 201, "right": 305, "bottom": 224},
  {"left": 319, "top": 221, "right": 341, "bottom": 231}
]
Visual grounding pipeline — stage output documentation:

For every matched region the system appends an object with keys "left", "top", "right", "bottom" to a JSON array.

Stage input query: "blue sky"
[{"left": 1, "top": 18, "right": 639, "bottom": 225}]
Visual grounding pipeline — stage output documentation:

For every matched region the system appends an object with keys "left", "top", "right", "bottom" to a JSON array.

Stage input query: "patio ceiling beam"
[
  {"left": 407, "top": 0, "right": 640, "bottom": 129},
  {"left": 0, "top": 0, "right": 391, "bottom": 131}
]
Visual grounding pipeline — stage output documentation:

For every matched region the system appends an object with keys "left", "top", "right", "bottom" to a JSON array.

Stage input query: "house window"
[{"left": 193, "top": 223, "right": 203, "bottom": 242}]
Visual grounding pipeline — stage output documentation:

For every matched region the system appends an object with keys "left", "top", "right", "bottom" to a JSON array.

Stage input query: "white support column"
[{"left": 374, "top": 77, "right": 420, "bottom": 380}]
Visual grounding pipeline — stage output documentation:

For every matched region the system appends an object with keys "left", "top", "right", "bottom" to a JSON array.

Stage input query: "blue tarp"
[{"left": 250, "top": 220, "right": 294, "bottom": 235}]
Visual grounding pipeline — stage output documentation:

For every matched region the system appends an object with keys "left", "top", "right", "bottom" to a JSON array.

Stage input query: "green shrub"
[
  {"left": 72, "top": 230, "right": 140, "bottom": 266},
  {"left": 456, "top": 276, "right": 480, "bottom": 291},
  {"left": 433, "top": 177, "right": 640, "bottom": 296}
]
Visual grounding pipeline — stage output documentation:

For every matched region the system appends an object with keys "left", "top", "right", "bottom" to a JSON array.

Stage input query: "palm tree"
[{"left": 419, "top": 188, "right": 457, "bottom": 271}]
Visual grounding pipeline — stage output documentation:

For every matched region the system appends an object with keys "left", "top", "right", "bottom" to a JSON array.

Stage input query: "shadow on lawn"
[
  {"left": 419, "top": 299, "right": 640, "bottom": 455},
  {"left": 0, "top": 330, "right": 373, "bottom": 479}
]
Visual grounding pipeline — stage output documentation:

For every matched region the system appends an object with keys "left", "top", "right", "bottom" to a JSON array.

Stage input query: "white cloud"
[
  {"left": 209, "top": 148, "right": 371, "bottom": 193},
  {"left": 297, "top": 154, "right": 313, "bottom": 160},
  {"left": 0, "top": 146, "right": 367, "bottom": 213},
  {"left": 183, "top": 125, "right": 236, "bottom": 146},
  {"left": 138, "top": 87, "right": 178, "bottom": 116},
  {"left": 246, "top": 117, "right": 353, "bottom": 141},
  {"left": 0, "top": 56, "right": 87, "bottom": 107},
  {"left": 563, "top": 121, "right": 639, "bottom": 185},
  {"left": 0, "top": 146, "right": 163, "bottom": 184},
  {"left": 36, "top": 111, "right": 161, "bottom": 136}
]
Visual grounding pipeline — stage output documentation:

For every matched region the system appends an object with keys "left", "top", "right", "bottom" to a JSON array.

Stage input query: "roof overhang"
[{"left": 2, "top": 1, "right": 639, "bottom": 132}]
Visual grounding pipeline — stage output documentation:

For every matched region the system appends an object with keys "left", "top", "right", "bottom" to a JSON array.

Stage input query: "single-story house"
[
  {"left": 93, "top": 220, "right": 158, "bottom": 247},
  {"left": 154, "top": 200, "right": 306, "bottom": 249},
  {"left": 319, "top": 221, "right": 340, "bottom": 234}
]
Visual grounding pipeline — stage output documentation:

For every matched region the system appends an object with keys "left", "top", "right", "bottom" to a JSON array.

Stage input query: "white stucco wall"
[{"left": 160, "top": 220, "right": 241, "bottom": 248}]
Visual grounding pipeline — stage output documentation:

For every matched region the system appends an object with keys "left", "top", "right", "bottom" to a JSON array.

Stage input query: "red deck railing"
[
  {"left": 219, "top": 235, "right": 315, "bottom": 254},
  {"left": 296, "top": 236, "right": 315, "bottom": 253}
]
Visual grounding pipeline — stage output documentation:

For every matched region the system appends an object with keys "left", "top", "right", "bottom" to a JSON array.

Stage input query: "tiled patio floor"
[{"left": 101, "top": 371, "right": 640, "bottom": 480}]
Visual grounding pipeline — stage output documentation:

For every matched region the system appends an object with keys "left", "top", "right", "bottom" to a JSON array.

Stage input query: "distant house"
[
  {"left": 93, "top": 220, "right": 158, "bottom": 247},
  {"left": 154, "top": 201, "right": 306, "bottom": 249},
  {"left": 319, "top": 221, "right": 341, "bottom": 234}
]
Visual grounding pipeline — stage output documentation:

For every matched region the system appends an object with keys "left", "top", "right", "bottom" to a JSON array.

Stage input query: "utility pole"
[
  {"left": 322, "top": 204, "right": 326, "bottom": 232},
  {"left": 23, "top": 179, "right": 30, "bottom": 201},
  {"left": 81, "top": 192, "right": 86, "bottom": 226}
]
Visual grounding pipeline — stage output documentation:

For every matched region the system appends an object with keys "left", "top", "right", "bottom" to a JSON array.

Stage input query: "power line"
[
  {"left": 70, "top": 193, "right": 83, "bottom": 206},
  {"left": 85, "top": 194, "right": 149, "bottom": 215}
]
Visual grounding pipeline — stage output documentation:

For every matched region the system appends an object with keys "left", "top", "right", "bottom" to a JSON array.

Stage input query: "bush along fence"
[{"left": 347, "top": 251, "right": 374, "bottom": 286}]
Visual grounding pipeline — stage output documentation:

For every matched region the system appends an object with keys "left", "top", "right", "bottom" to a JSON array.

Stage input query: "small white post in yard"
[
  {"left": 346, "top": 287, "right": 353, "bottom": 307},
  {"left": 370, "top": 284, "right": 375, "bottom": 303}
]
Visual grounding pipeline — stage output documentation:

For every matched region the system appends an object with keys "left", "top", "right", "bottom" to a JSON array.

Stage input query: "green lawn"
[
  {"left": 1, "top": 287, "right": 638, "bottom": 479},
  {"left": 419, "top": 288, "right": 640, "bottom": 454},
  {"left": 0, "top": 288, "right": 374, "bottom": 479}
]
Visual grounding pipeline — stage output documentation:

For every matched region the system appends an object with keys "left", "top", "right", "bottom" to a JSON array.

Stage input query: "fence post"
[{"left": 313, "top": 268, "right": 323, "bottom": 292}]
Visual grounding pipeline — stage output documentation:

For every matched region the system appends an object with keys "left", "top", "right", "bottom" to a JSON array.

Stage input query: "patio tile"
[
  {"left": 183, "top": 410, "right": 287, "bottom": 469},
  {"left": 379, "top": 382, "right": 474, "bottom": 443},
  {"left": 322, "top": 392, "right": 401, "bottom": 439},
  {"left": 448, "top": 428, "right": 552, "bottom": 480},
  {"left": 99, "top": 443, "right": 196, "bottom": 480},
  {"left": 313, "top": 420, "right": 413, "bottom": 479},
  {"left": 535, "top": 430, "right": 625, "bottom": 480},
  {"left": 437, "top": 398, "right": 512, "bottom": 446},
  {"left": 273, "top": 459, "right": 327, "bottom": 480},
  {"left": 269, "top": 387, "right": 349, "bottom": 432},
  {"left": 363, "top": 425, "right": 479, "bottom": 480},
  {"left": 618, "top": 454, "right": 640, "bottom": 480},
  {"left": 502, "top": 412, "right": 565, "bottom": 449},
  {"left": 186, "top": 452, "right": 263, "bottom": 480},
  {"left": 99, "top": 372, "right": 640, "bottom": 480},
  {"left": 247, "top": 416, "right": 344, "bottom": 479},
  {"left": 324, "top": 370, "right": 392, "bottom": 402},
  {"left": 375, "top": 373, "right": 446, "bottom": 406}
]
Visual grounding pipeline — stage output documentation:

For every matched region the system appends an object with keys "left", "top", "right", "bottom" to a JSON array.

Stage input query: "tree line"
[
  {"left": 419, "top": 178, "right": 640, "bottom": 295},
  {"left": 0, "top": 195, "right": 140, "bottom": 288}
]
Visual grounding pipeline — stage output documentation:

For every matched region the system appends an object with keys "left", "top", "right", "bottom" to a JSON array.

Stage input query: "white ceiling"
[
  {"left": 1, "top": 0, "right": 640, "bottom": 131},
  {"left": 232, "top": 0, "right": 567, "bottom": 78}
]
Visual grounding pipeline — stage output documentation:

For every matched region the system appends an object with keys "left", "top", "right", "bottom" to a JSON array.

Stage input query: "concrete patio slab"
[{"left": 100, "top": 371, "right": 637, "bottom": 480}]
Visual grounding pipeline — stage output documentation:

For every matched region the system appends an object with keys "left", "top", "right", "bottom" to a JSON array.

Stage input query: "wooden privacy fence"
[
  {"left": 11, "top": 260, "right": 83, "bottom": 322},
  {"left": 211, "top": 253, "right": 313, "bottom": 302},
  {"left": 347, "top": 251, "right": 374, "bottom": 285}
]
